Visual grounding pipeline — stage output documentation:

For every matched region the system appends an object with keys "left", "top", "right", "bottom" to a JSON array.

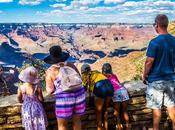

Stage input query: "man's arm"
[{"left": 142, "top": 57, "right": 155, "bottom": 84}]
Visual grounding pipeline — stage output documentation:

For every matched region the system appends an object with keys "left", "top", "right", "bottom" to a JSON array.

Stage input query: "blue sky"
[{"left": 0, "top": 0, "right": 175, "bottom": 23}]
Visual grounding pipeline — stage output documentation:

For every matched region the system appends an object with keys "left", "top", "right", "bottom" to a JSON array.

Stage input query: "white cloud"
[
  {"left": 0, "top": 0, "right": 13, "bottom": 3},
  {"left": 60, "top": 0, "right": 116, "bottom": 12},
  {"left": 36, "top": 0, "right": 175, "bottom": 23},
  {"left": 79, "top": 6, "right": 89, "bottom": 10},
  {"left": 122, "top": 1, "right": 149, "bottom": 7},
  {"left": 122, "top": 0, "right": 175, "bottom": 8},
  {"left": 51, "top": 9, "right": 63, "bottom": 14},
  {"left": 154, "top": 0, "right": 175, "bottom": 7},
  {"left": 0, "top": 10, "right": 3, "bottom": 13},
  {"left": 70, "top": 0, "right": 102, "bottom": 6},
  {"left": 54, "top": 0, "right": 66, "bottom": 2},
  {"left": 62, "top": 6, "right": 73, "bottom": 10},
  {"left": 78, "top": 0, "right": 102, "bottom": 5},
  {"left": 122, "top": 9, "right": 175, "bottom": 19},
  {"left": 61, "top": 0, "right": 96, "bottom": 11},
  {"left": 104, "top": 0, "right": 125, "bottom": 4},
  {"left": 119, "top": 0, "right": 175, "bottom": 16},
  {"left": 87, "top": 6, "right": 117, "bottom": 12},
  {"left": 19, "top": 0, "right": 44, "bottom": 5},
  {"left": 50, "top": 3, "right": 66, "bottom": 8},
  {"left": 69, "top": 1, "right": 80, "bottom": 8}
]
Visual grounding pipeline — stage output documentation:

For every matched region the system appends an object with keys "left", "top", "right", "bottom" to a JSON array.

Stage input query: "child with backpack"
[
  {"left": 81, "top": 64, "right": 114, "bottom": 130},
  {"left": 17, "top": 66, "right": 48, "bottom": 130},
  {"left": 44, "top": 46, "right": 85, "bottom": 130},
  {"left": 102, "top": 63, "right": 130, "bottom": 130}
]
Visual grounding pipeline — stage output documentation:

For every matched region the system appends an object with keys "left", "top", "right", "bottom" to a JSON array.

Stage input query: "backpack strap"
[
  {"left": 33, "top": 85, "right": 38, "bottom": 95},
  {"left": 87, "top": 73, "right": 91, "bottom": 93}
]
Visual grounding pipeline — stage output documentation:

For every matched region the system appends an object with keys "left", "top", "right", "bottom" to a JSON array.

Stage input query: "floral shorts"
[
  {"left": 146, "top": 80, "right": 175, "bottom": 109},
  {"left": 112, "top": 87, "right": 129, "bottom": 102}
]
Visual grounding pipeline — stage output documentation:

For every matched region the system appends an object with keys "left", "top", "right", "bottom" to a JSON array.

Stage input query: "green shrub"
[
  {"left": 168, "top": 22, "right": 175, "bottom": 36},
  {"left": 132, "top": 52, "right": 146, "bottom": 81},
  {"left": 19, "top": 56, "right": 46, "bottom": 90}
]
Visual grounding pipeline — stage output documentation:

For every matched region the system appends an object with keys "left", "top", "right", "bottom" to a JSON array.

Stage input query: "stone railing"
[{"left": 0, "top": 81, "right": 172, "bottom": 130}]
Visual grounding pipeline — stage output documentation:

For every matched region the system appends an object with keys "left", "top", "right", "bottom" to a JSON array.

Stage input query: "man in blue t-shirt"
[{"left": 143, "top": 14, "right": 175, "bottom": 130}]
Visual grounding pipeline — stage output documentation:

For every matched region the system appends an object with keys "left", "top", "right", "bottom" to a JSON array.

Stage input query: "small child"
[
  {"left": 102, "top": 63, "right": 130, "bottom": 130},
  {"left": 17, "top": 66, "right": 48, "bottom": 130},
  {"left": 81, "top": 64, "right": 114, "bottom": 130}
]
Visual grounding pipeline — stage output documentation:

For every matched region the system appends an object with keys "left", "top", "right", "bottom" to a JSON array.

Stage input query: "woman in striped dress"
[{"left": 44, "top": 46, "right": 86, "bottom": 130}]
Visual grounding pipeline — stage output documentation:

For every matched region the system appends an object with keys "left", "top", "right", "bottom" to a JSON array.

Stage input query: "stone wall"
[{"left": 0, "top": 81, "right": 172, "bottom": 130}]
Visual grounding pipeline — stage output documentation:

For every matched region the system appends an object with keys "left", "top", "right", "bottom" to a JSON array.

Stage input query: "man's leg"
[
  {"left": 164, "top": 81, "right": 175, "bottom": 130},
  {"left": 153, "top": 109, "right": 161, "bottom": 130},
  {"left": 167, "top": 106, "right": 175, "bottom": 130},
  {"left": 146, "top": 81, "right": 164, "bottom": 130}
]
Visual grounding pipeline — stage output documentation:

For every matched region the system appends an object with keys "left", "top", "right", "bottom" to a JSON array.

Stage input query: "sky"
[{"left": 0, "top": 0, "right": 175, "bottom": 23}]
